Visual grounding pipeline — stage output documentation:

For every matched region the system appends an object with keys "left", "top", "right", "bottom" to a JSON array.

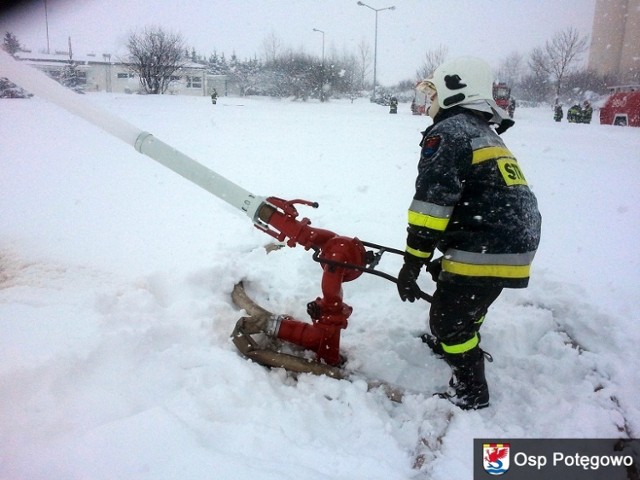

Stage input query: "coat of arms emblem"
[{"left": 483, "top": 443, "right": 510, "bottom": 475}]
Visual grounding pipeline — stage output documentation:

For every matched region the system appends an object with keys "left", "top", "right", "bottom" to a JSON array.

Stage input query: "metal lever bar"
[{"left": 311, "top": 241, "right": 433, "bottom": 302}]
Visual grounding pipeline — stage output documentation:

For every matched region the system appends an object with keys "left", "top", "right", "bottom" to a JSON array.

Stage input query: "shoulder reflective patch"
[
  {"left": 422, "top": 135, "right": 441, "bottom": 157},
  {"left": 497, "top": 159, "right": 528, "bottom": 186}
]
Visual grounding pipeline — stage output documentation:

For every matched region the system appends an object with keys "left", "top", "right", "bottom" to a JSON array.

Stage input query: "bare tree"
[
  {"left": 357, "top": 39, "right": 372, "bottom": 89},
  {"left": 262, "top": 31, "right": 282, "bottom": 63},
  {"left": 126, "top": 26, "right": 186, "bottom": 94},
  {"left": 416, "top": 44, "right": 448, "bottom": 80},
  {"left": 337, "top": 49, "right": 361, "bottom": 101},
  {"left": 528, "top": 27, "right": 588, "bottom": 104},
  {"left": 496, "top": 51, "right": 524, "bottom": 85}
]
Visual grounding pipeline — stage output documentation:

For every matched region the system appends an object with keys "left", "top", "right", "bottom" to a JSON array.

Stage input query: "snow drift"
[{"left": 1, "top": 92, "right": 639, "bottom": 479}]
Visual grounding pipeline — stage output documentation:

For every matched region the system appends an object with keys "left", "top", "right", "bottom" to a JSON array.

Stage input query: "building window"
[
  {"left": 75, "top": 70, "right": 88, "bottom": 85},
  {"left": 117, "top": 72, "right": 134, "bottom": 79},
  {"left": 186, "top": 76, "right": 202, "bottom": 88}
]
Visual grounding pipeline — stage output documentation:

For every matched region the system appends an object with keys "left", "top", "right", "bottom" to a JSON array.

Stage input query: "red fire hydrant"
[{"left": 254, "top": 197, "right": 367, "bottom": 366}]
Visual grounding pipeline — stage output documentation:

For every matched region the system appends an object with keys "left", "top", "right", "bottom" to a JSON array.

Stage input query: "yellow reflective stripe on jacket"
[
  {"left": 442, "top": 333, "right": 479, "bottom": 355},
  {"left": 442, "top": 258, "right": 531, "bottom": 279},
  {"left": 408, "top": 210, "right": 450, "bottom": 231},
  {"left": 405, "top": 246, "right": 432, "bottom": 259},
  {"left": 407, "top": 199, "right": 453, "bottom": 231},
  {"left": 472, "top": 146, "right": 515, "bottom": 165},
  {"left": 442, "top": 248, "right": 535, "bottom": 279}
]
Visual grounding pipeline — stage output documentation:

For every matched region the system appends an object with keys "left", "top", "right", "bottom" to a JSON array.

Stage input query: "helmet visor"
[
  {"left": 417, "top": 79, "right": 437, "bottom": 104},
  {"left": 417, "top": 79, "right": 436, "bottom": 95}
]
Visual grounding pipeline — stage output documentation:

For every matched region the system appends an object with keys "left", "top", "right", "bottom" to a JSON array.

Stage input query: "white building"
[{"left": 14, "top": 50, "right": 239, "bottom": 96}]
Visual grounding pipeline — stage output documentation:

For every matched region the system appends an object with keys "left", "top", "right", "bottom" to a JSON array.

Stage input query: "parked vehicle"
[
  {"left": 411, "top": 85, "right": 429, "bottom": 115},
  {"left": 493, "top": 82, "right": 515, "bottom": 118},
  {"left": 599, "top": 85, "right": 640, "bottom": 127}
]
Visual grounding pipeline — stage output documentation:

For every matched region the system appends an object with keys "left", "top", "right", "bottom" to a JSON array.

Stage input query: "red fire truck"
[
  {"left": 599, "top": 86, "right": 640, "bottom": 127},
  {"left": 493, "top": 82, "right": 515, "bottom": 118},
  {"left": 411, "top": 86, "right": 429, "bottom": 115}
]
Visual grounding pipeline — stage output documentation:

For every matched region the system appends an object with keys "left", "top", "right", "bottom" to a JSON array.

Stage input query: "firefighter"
[
  {"left": 396, "top": 57, "right": 542, "bottom": 410},
  {"left": 581, "top": 100, "right": 593, "bottom": 124},
  {"left": 389, "top": 96, "right": 398, "bottom": 114},
  {"left": 554, "top": 104, "right": 564, "bottom": 122},
  {"left": 567, "top": 104, "right": 581, "bottom": 123},
  {"left": 508, "top": 97, "right": 516, "bottom": 118}
]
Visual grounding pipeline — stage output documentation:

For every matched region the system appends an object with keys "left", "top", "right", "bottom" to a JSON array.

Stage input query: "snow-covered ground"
[{"left": 1, "top": 89, "right": 639, "bottom": 479}]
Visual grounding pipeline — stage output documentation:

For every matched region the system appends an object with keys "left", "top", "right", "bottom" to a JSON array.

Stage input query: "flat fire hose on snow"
[{"left": 1, "top": 51, "right": 429, "bottom": 399}]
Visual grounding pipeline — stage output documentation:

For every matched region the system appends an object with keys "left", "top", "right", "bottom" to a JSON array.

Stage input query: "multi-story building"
[{"left": 588, "top": 0, "right": 640, "bottom": 84}]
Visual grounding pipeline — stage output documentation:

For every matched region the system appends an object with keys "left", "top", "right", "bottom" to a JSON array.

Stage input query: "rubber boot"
[{"left": 438, "top": 347, "right": 490, "bottom": 410}]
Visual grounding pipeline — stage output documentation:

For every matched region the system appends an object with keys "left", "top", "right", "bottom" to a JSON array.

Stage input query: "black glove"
[
  {"left": 397, "top": 255, "right": 424, "bottom": 302},
  {"left": 425, "top": 256, "right": 442, "bottom": 282}
]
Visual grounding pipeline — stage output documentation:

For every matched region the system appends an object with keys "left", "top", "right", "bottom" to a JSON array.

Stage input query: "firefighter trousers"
[{"left": 429, "top": 281, "right": 503, "bottom": 355}]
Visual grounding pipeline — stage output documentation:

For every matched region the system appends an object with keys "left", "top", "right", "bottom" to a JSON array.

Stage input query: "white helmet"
[
  {"left": 428, "top": 56, "right": 494, "bottom": 109},
  {"left": 418, "top": 56, "right": 513, "bottom": 132}
]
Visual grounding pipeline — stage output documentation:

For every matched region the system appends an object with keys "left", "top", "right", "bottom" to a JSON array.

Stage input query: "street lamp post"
[
  {"left": 312, "top": 28, "right": 325, "bottom": 102},
  {"left": 44, "top": 0, "right": 50, "bottom": 54},
  {"left": 357, "top": 1, "right": 395, "bottom": 102}
]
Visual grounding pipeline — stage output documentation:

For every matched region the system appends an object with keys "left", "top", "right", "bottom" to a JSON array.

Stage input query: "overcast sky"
[{"left": 1, "top": 0, "right": 596, "bottom": 84}]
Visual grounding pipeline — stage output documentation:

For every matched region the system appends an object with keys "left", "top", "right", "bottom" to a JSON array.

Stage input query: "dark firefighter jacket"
[{"left": 406, "top": 106, "right": 542, "bottom": 288}]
